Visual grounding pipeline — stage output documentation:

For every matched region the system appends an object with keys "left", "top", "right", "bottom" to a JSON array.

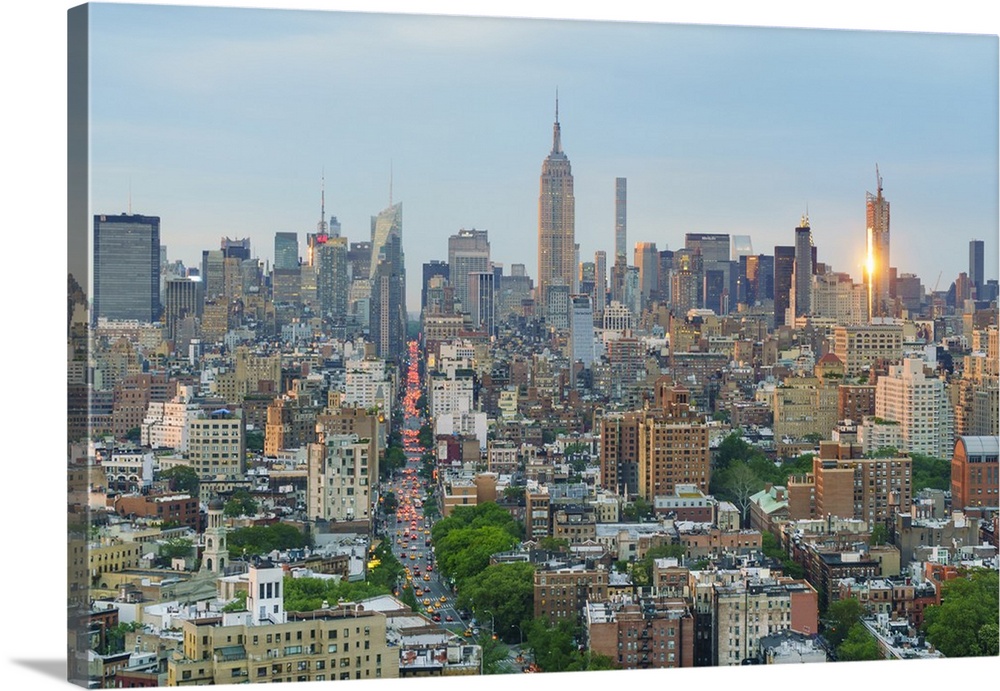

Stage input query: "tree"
[
  {"left": 221, "top": 590, "right": 248, "bottom": 612},
  {"left": 479, "top": 633, "right": 511, "bottom": 674},
  {"left": 723, "top": 462, "right": 764, "bottom": 527},
  {"left": 159, "top": 537, "right": 193, "bottom": 563},
  {"left": 536, "top": 536, "right": 570, "bottom": 552},
  {"left": 525, "top": 618, "right": 579, "bottom": 673},
  {"left": 622, "top": 496, "right": 654, "bottom": 522},
  {"left": 923, "top": 568, "right": 999, "bottom": 657},
  {"left": 837, "top": 623, "right": 882, "bottom": 661},
  {"left": 245, "top": 429, "right": 264, "bottom": 453},
  {"left": 502, "top": 486, "right": 525, "bottom": 503},
  {"left": 868, "top": 523, "right": 889, "bottom": 546},
  {"left": 910, "top": 453, "right": 951, "bottom": 492},
  {"left": 224, "top": 489, "right": 259, "bottom": 517},
  {"left": 457, "top": 562, "right": 535, "bottom": 643},
  {"left": 228, "top": 522, "right": 311, "bottom": 557},
  {"left": 823, "top": 597, "right": 866, "bottom": 648},
  {"left": 160, "top": 465, "right": 200, "bottom": 494}
]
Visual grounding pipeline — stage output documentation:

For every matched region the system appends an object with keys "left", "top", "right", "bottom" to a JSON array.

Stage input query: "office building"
[
  {"left": 593, "top": 250, "right": 608, "bottom": 321},
  {"left": 369, "top": 232, "right": 406, "bottom": 362},
  {"left": 570, "top": 294, "right": 595, "bottom": 370},
  {"left": 448, "top": 228, "right": 490, "bottom": 313},
  {"left": 315, "top": 236, "right": 349, "bottom": 320},
  {"left": 970, "top": 239, "right": 985, "bottom": 294},
  {"left": 537, "top": 96, "right": 576, "bottom": 315},
  {"left": 469, "top": 270, "right": 497, "bottom": 336},
  {"left": 832, "top": 321, "right": 904, "bottom": 377},
  {"left": 421, "top": 260, "right": 449, "bottom": 313},
  {"left": 369, "top": 202, "right": 403, "bottom": 279},
  {"left": 635, "top": 241, "right": 659, "bottom": 309},
  {"left": 274, "top": 231, "right": 299, "bottom": 270},
  {"left": 867, "top": 167, "right": 891, "bottom": 318},
  {"left": 163, "top": 276, "right": 201, "bottom": 343},
  {"left": 773, "top": 246, "right": 795, "bottom": 328},
  {"left": 793, "top": 216, "right": 813, "bottom": 318},
  {"left": 93, "top": 213, "right": 161, "bottom": 323}
]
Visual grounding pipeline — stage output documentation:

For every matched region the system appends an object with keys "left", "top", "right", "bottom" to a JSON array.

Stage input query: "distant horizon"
[{"left": 85, "top": 4, "right": 999, "bottom": 317}]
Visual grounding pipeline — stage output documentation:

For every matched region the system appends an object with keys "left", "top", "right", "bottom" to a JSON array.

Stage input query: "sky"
[
  {"left": 83, "top": 1, "right": 998, "bottom": 316},
  {"left": 2, "top": 3, "right": 999, "bottom": 691}
]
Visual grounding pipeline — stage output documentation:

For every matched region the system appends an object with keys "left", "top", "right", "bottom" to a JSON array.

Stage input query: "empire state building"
[{"left": 537, "top": 96, "right": 576, "bottom": 317}]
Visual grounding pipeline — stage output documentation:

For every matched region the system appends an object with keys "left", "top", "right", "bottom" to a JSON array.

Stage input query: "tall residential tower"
[{"left": 866, "top": 166, "right": 891, "bottom": 319}]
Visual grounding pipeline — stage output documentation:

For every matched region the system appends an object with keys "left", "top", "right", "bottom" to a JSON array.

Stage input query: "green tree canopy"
[
  {"left": 224, "top": 489, "right": 259, "bottom": 518},
  {"left": 159, "top": 537, "right": 193, "bottom": 561},
  {"left": 457, "top": 562, "right": 535, "bottom": 644},
  {"left": 923, "top": 568, "right": 999, "bottom": 657},
  {"left": 159, "top": 465, "right": 200, "bottom": 494},
  {"left": 836, "top": 623, "right": 882, "bottom": 662},
  {"left": 910, "top": 453, "right": 951, "bottom": 492},
  {"left": 435, "top": 524, "right": 520, "bottom": 586},
  {"left": 245, "top": 429, "right": 264, "bottom": 453},
  {"left": 283, "top": 576, "right": 390, "bottom": 612},
  {"left": 823, "top": 597, "right": 866, "bottom": 648},
  {"left": 228, "top": 522, "right": 311, "bottom": 557},
  {"left": 621, "top": 496, "right": 654, "bottom": 522}
]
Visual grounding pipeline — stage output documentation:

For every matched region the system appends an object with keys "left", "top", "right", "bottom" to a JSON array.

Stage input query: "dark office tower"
[
  {"left": 537, "top": 95, "right": 576, "bottom": 315},
  {"left": 274, "top": 232, "right": 299, "bottom": 271},
  {"left": 866, "top": 166, "right": 891, "bottom": 318},
  {"left": 970, "top": 239, "right": 985, "bottom": 294},
  {"left": 348, "top": 242, "right": 372, "bottom": 281},
  {"left": 593, "top": 251, "right": 607, "bottom": 321},
  {"left": 93, "top": 213, "right": 160, "bottom": 323},
  {"left": 201, "top": 249, "right": 225, "bottom": 301},
  {"left": 421, "top": 260, "right": 449, "bottom": 313},
  {"left": 448, "top": 228, "right": 490, "bottom": 314},
  {"left": 163, "top": 276, "right": 201, "bottom": 342},
  {"left": 756, "top": 254, "right": 775, "bottom": 301},
  {"left": 316, "top": 236, "right": 349, "bottom": 320},
  {"left": 369, "top": 233, "right": 406, "bottom": 362},
  {"left": 221, "top": 237, "right": 251, "bottom": 260},
  {"left": 773, "top": 246, "right": 796, "bottom": 328},
  {"left": 579, "top": 261, "right": 596, "bottom": 300},
  {"left": 615, "top": 177, "right": 627, "bottom": 261},
  {"left": 793, "top": 216, "right": 814, "bottom": 318},
  {"left": 657, "top": 250, "right": 674, "bottom": 304},
  {"left": 684, "top": 233, "right": 730, "bottom": 264},
  {"left": 469, "top": 270, "right": 497, "bottom": 337}
]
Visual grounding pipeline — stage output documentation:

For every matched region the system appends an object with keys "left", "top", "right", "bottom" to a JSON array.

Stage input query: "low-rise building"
[{"left": 586, "top": 595, "right": 695, "bottom": 669}]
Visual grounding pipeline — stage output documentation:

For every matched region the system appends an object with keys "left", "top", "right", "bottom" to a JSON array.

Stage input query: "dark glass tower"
[{"left": 93, "top": 213, "right": 160, "bottom": 323}]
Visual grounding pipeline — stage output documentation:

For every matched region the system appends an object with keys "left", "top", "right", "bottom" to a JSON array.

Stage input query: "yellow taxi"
[{"left": 423, "top": 598, "right": 431, "bottom": 606}]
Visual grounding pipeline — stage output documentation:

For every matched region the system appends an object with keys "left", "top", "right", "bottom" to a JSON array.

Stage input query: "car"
[
  {"left": 423, "top": 574, "right": 430, "bottom": 581},
  {"left": 423, "top": 598, "right": 431, "bottom": 606},
  {"left": 426, "top": 565, "right": 433, "bottom": 571},
  {"left": 438, "top": 596, "right": 447, "bottom": 604},
  {"left": 463, "top": 629, "right": 473, "bottom": 637},
  {"left": 445, "top": 615, "right": 453, "bottom": 622},
  {"left": 432, "top": 614, "right": 441, "bottom": 622}
]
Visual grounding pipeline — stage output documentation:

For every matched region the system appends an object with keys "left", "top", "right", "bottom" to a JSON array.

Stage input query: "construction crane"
[{"left": 933, "top": 271, "right": 942, "bottom": 293}]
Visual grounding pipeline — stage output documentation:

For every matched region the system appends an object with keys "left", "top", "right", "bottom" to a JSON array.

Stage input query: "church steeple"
[{"left": 552, "top": 89, "right": 562, "bottom": 154}]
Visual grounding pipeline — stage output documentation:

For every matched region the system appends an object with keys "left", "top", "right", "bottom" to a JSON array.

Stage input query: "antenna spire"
[{"left": 551, "top": 89, "right": 563, "bottom": 154}]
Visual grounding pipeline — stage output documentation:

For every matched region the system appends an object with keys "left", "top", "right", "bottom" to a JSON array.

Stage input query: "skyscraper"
[
  {"left": 593, "top": 250, "right": 607, "bottom": 322},
  {"left": 615, "top": 177, "right": 627, "bottom": 261},
  {"left": 370, "top": 202, "right": 403, "bottom": 279},
  {"left": 315, "top": 236, "right": 349, "bottom": 321},
  {"left": 93, "top": 213, "right": 161, "bottom": 323},
  {"left": 369, "top": 232, "right": 406, "bottom": 362},
  {"left": 970, "top": 239, "right": 985, "bottom": 294},
  {"left": 866, "top": 166, "right": 891, "bottom": 319},
  {"left": 634, "top": 241, "right": 659, "bottom": 310},
  {"left": 773, "top": 246, "right": 795, "bottom": 328},
  {"left": 793, "top": 215, "right": 813, "bottom": 318},
  {"left": 448, "top": 228, "right": 490, "bottom": 314},
  {"left": 274, "top": 232, "right": 299, "bottom": 271},
  {"left": 537, "top": 95, "right": 576, "bottom": 316},
  {"left": 421, "top": 260, "right": 449, "bottom": 314}
]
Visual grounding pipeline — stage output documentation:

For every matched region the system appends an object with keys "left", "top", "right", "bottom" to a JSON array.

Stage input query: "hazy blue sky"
[{"left": 87, "top": 2, "right": 998, "bottom": 315}]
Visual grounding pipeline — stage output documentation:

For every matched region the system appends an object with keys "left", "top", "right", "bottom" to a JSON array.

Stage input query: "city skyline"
[{"left": 84, "top": 3, "right": 998, "bottom": 315}]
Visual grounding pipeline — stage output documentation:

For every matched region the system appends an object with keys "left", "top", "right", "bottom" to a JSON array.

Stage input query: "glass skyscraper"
[{"left": 93, "top": 213, "right": 160, "bottom": 323}]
